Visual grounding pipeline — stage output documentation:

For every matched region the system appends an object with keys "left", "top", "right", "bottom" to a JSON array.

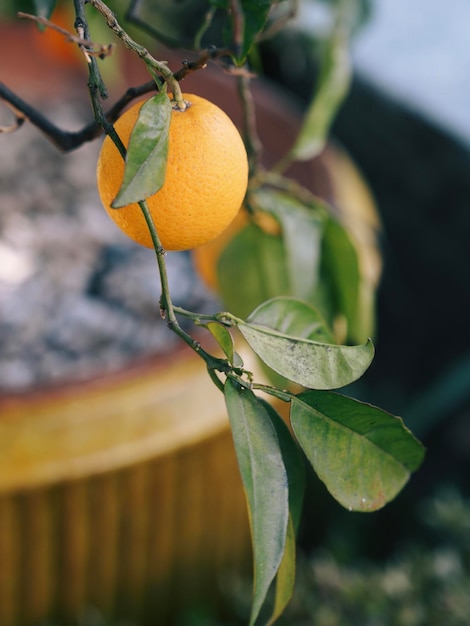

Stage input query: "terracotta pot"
[{"left": 0, "top": 27, "right": 380, "bottom": 626}]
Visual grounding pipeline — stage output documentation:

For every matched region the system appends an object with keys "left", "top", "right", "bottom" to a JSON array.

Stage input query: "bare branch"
[
  {"left": 172, "top": 47, "right": 233, "bottom": 82},
  {"left": 237, "top": 75, "right": 262, "bottom": 176},
  {"left": 17, "top": 11, "right": 115, "bottom": 61},
  {"left": 0, "top": 81, "right": 156, "bottom": 151},
  {"left": 257, "top": 0, "right": 298, "bottom": 42},
  {"left": 229, "top": 0, "right": 245, "bottom": 59},
  {"left": 0, "top": 97, "right": 26, "bottom": 134}
]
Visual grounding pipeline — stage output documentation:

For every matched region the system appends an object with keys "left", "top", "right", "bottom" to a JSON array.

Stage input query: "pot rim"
[{"left": 0, "top": 340, "right": 235, "bottom": 494}]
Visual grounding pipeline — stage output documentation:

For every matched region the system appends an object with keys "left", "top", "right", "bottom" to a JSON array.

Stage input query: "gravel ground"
[{"left": 0, "top": 102, "right": 217, "bottom": 392}]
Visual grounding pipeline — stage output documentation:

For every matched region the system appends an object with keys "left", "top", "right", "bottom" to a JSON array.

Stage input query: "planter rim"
[
  {"left": 0, "top": 342, "right": 234, "bottom": 494},
  {"left": 0, "top": 340, "right": 188, "bottom": 407}
]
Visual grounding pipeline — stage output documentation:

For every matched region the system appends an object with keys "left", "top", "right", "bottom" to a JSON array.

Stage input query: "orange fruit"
[{"left": 96, "top": 93, "right": 249, "bottom": 251}]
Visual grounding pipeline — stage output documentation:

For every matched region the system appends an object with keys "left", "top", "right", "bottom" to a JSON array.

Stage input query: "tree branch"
[
  {"left": 172, "top": 47, "right": 233, "bottom": 81},
  {"left": 237, "top": 74, "right": 262, "bottom": 176},
  {"left": 0, "top": 45, "right": 237, "bottom": 151},
  {"left": 17, "top": 11, "right": 115, "bottom": 61},
  {"left": 0, "top": 81, "right": 156, "bottom": 151},
  {"left": 86, "top": 0, "right": 187, "bottom": 110}
]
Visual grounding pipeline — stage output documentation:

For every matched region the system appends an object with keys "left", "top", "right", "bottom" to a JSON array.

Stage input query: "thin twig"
[
  {"left": 257, "top": 0, "right": 298, "bottom": 42},
  {"left": 237, "top": 74, "right": 262, "bottom": 176},
  {"left": 73, "top": 0, "right": 108, "bottom": 98},
  {"left": 137, "top": 201, "right": 234, "bottom": 375},
  {"left": 193, "top": 5, "right": 217, "bottom": 50},
  {"left": 229, "top": 0, "right": 245, "bottom": 60},
  {"left": 86, "top": 0, "right": 186, "bottom": 109},
  {"left": 17, "top": 11, "right": 114, "bottom": 60},
  {"left": 172, "top": 47, "right": 233, "bottom": 81}
]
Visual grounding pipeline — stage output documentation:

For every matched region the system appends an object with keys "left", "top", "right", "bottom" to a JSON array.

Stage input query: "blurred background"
[
  {"left": 352, "top": 0, "right": 470, "bottom": 142},
  {"left": 1, "top": 0, "right": 470, "bottom": 624}
]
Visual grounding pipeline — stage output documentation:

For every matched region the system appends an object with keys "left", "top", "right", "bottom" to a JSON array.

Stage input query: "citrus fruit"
[{"left": 96, "top": 93, "right": 249, "bottom": 251}]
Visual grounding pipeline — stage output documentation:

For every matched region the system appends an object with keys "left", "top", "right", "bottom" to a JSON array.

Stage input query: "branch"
[
  {"left": 0, "top": 81, "right": 156, "bottom": 151},
  {"left": 0, "top": 46, "right": 238, "bottom": 151},
  {"left": 3, "top": 4, "right": 238, "bottom": 151},
  {"left": 257, "top": 0, "right": 298, "bottom": 42},
  {"left": 229, "top": 0, "right": 245, "bottom": 59},
  {"left": 172, "top": 47, "right": 233, "bottom": 81},
  {"left": 0, "top": 95, "right": 26, "bottom": 133},
  {"left": 237, "top": 74, "right": 262, "bottom": 176},
  {"left": 17, "top": 11, "right": 115, "bottom": 61},
  {"left": 86, "top": 0, "right": 187, "bottom": 109}
]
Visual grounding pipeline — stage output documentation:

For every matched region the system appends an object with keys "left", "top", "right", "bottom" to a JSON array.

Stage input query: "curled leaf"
[
  {"left": 112, "top": 91, "right": 171, "bottom": 208},
  {"left": 238, "top": 297, "right": 374, "bottom": 389},
  {"left": 205, "top": 321, "right": 243, "bottom": 367}
]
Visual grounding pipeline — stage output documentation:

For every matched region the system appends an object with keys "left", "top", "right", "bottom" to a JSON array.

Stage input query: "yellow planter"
[{"left": 0, "top": 349, "right": 251, "bottom": 625}]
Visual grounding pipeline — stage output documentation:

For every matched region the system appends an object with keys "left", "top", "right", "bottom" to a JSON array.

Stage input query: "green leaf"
[
  {"left": 216, "top": 0, "right": 272, "bottom": 63},
  {"left": 205, "top": 321, "right": 242, "bottom": 366},
  {"left": 261, "top": 399, "right": 305, "bottom": 531},
  {"left": 224, "top": 380, "right": 289, "bottom": 626},
  {"left": 218, "top": 223, "right": 290, "bottom": 319},
  {"left": 267, "top": 514, "right": 296, "bottom": 626},
  {"left": 237, "top": 0, "right": 272, "bottom": 62},
  {"left": 291, "top": 391, "right": 426, "bottom": 511},
  {"left": 34, "top": 0, "right": 56, "bottom": 18},
  {"left": 252, "top": 189, "right": 325, "bottom": 302},
  {"left": 126, "top": 0, "right": 217, "bottom": 49},
  {"left": 126, "top": 0, "right": 271, "bottom": 57},
  {"left": 238, "top": 297, "right": 374, "bottom": 389},
  {"left": 320, "top": 214, "right": 361, "bottom": 342},
  {"left": 112, "top": 92, "right": 171, "bottom": 208},
  {"left": 288, "top": 17, "right": 351, "bottom": 161},
  {"left": 260, "top": 401, "right": 304, "bottom": 625},
  {"left": 245, "top": 296, "right": 334, "bottom": 345}
]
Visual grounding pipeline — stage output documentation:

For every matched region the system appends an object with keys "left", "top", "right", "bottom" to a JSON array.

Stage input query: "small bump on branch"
[{"left": 172, "top": 47, "right": 233, "bottom": 81}]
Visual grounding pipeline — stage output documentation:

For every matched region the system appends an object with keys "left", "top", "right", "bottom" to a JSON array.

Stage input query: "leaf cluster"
[{"left": 217, "top": 296, "right": 424, "bottom": 625}]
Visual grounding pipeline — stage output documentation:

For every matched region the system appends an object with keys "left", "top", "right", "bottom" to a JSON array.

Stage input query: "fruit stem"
[{"left": 86, "top": 0, "right": 186, "bottom": 110}]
